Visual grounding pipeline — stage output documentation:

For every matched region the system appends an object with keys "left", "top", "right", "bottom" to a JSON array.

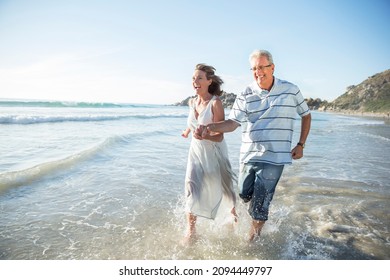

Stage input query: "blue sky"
[{"left": 0, "top": 0, "right": 389, "bottom": 104}]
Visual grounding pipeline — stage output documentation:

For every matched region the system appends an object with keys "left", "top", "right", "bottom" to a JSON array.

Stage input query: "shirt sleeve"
[
  {"left": 294, "top": 87, "right": 310, "bottom": 117},
  {"left": 228, "top": 91, "right": 247, "bottom": 123}
]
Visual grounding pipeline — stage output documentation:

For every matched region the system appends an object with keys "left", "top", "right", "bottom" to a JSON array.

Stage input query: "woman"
[{"left": 182, "top": 63, "right": 237, "bottom": 244}]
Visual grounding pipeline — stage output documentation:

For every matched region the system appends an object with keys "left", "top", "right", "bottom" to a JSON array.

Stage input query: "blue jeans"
[{"left": 238, "top": 162, "right": 284, "bottom": 221}]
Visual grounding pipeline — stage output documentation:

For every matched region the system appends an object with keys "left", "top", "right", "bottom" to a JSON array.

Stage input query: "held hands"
[
  {"left": 193, "top": 125, "right": 210, "bottom": 140},
  {"left": 194, "top": 124, "right": 223, "bottom": 142}
]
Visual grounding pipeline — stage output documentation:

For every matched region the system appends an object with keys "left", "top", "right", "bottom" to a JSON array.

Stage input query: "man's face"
[{"left": 250, "top": 56, "right": 274, "bottom": 90}]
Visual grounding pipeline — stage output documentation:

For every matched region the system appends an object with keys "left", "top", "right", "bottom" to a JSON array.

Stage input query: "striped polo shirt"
[{"left": 228, "top": 77, "right": 310, "bottom": 165}]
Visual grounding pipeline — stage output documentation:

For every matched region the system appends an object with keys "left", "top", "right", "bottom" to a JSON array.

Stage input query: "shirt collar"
[{"left": 251, "top": 77, "right": 278, "bottom": 96}]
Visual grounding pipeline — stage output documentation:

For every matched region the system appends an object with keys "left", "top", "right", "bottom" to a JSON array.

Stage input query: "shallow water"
[{"left": 0, "top": 103, "right": 389, "bottom": 259}]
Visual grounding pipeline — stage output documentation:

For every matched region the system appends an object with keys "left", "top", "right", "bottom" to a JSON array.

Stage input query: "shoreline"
[{"left": 318, "top": 110, "right": 390, "bottom": 120}]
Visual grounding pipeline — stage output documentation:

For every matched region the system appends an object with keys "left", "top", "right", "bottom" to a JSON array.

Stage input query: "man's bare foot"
[{"left": 248, "top": 220, "right": 265, "bottom": 242}]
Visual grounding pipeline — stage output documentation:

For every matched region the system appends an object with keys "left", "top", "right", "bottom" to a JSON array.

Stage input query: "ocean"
[{"left": 0, "top": 100, "right": 389, "bottom": 260}]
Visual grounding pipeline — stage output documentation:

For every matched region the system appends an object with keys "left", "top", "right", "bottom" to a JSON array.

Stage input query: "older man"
[{"left": 197, "top": 49, "right": 311, "bottom": 242}]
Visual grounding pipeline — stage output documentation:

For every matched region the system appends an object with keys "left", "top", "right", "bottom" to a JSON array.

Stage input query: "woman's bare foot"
[{"left": 181, "top": 231, "right": 196, "bottom": 246}]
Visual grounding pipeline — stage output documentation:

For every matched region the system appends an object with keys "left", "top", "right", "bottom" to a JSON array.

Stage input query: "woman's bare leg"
[{"left": 182, "top": 213, "right": 197, "bottom": 245}]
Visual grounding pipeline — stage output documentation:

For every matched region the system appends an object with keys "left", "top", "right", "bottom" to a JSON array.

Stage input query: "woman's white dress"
[{"left": 185, "top": 96, "right": 236, "bottom": 219}]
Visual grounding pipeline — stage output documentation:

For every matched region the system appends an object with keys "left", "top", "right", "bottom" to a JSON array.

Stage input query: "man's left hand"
[{"left": 291, "top": 145, "right": 303, "bottom": 159}]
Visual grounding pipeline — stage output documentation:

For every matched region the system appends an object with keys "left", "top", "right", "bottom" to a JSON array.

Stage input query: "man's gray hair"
[{"left": 249, "top": 50, "right": 274, "bottom": 64}]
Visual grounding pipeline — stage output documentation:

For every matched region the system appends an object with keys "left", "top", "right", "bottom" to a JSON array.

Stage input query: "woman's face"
[{"left": 192, "top": 70, "right": 212, "bottom": 95}]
